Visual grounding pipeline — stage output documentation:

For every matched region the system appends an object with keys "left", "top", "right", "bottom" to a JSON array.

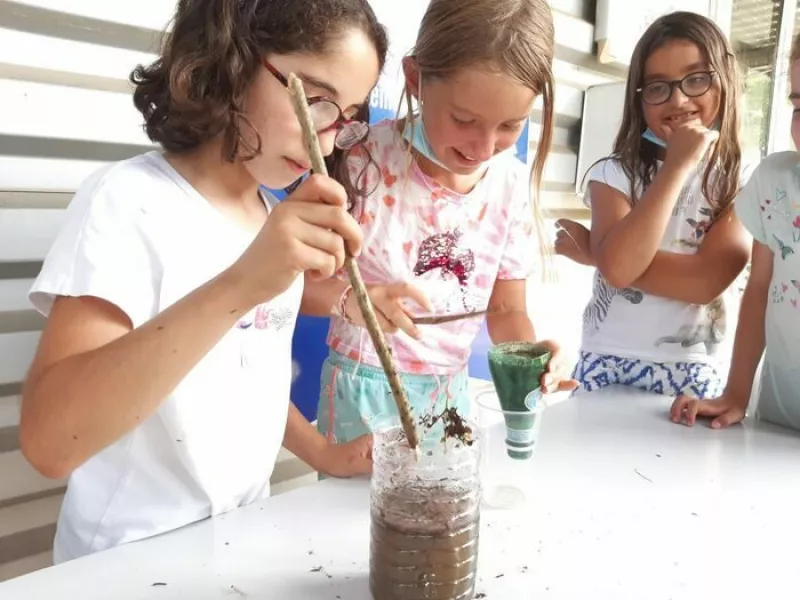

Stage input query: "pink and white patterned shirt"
[{"left": 327, "top": 120, "right": 537, "bottom": 375}]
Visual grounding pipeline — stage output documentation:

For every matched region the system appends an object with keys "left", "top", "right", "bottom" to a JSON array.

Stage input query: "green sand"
[{"left": 487, "top": 342, "right": 551, "bottom": 460}]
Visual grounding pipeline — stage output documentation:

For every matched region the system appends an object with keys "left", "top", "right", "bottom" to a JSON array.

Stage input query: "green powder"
[{"left": 487, "top": 342, "right": 551, "bottom": 460}]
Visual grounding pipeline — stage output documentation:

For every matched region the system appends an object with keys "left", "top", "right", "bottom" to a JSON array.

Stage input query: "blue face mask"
[
  {"left": 402, "top": 114, "right": 452, "bottom": 171},
  {"left": 641, "top": 128, "right": 667, "bottom": 148},
  {"left": 402, "top": 77, "right": 453, "bottom": 171},
  {"left": 403, "top": 112, "right": 514, "bottom": 173},
  {"left": 403, "top": 79, "right": 514, "bottom": 172},
  {"left": 642, "top": 122, "right": 720, "bottom": 149}
]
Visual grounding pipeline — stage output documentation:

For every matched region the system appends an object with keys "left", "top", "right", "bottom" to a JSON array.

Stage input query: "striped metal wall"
[
  {"left": 537, "top": 0, "right": 626, "bottom": 214},
  {"left": 0, "top": 0, "right": 623, "bottom": 580}
]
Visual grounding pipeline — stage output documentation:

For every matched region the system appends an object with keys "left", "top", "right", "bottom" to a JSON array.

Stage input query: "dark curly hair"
[{"left": 131, "top": 0, "right": 388, "bottom": 200}]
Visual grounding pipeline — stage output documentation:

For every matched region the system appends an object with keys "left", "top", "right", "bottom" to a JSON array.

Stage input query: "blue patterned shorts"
[
  {"left": 572, "top": 351, "right": 724, "bottom": 399},
  {"left": 317, "top": 350, "right": 470, "bottom": 444}
]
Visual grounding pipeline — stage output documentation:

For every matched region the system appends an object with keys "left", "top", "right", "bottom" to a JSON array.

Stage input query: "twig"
[
  {"left": 634, "top": 468, "right": 654, "bottom": 483},
  {"left": 412, "top": 310, "right": 488, "bottom": 325},
  {"left": 287, "top": 74, "right": 419, "bottom": 451}
]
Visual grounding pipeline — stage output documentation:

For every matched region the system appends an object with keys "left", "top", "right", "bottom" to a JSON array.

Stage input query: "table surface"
[{"left": 2, "top": 385, "right": 799, "bottom": 599}]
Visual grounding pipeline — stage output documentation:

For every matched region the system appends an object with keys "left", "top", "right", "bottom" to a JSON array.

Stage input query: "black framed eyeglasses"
[
  {"left": 264, "top": 60, "right": 369, "bottom": 150},
  {"left": 637, "top": 71, "right": 717, "bottom": 106}
]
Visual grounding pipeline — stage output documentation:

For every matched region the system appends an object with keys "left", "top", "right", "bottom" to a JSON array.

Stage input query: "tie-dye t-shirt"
[{"left": 327, "top": 119, "right": 537, "bottom": 375}]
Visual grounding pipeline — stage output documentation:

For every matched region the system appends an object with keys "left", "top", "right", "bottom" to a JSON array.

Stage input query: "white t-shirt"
[
  {"left": 734, "top": 151, "right": 800, "bottom": 430},
  {"left": 29, "top": 151, "right": 302, "bottom": 563},
  {"left": 581, "top": 158, "right": 740, "bottom": 366}
]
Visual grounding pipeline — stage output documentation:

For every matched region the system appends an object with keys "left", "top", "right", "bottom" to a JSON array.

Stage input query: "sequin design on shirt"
[{"left": 413, "top": 228, "right": 476, "bottom": 310}]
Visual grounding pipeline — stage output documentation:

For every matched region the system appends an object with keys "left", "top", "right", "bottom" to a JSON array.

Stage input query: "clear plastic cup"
[{"left": 475, "top": 388, "right": 544, "bottom": 510}]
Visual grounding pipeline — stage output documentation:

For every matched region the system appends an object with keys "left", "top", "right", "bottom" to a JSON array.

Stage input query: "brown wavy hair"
[
  {"left": 610, "top": 11, "right": 742, "bottom": 213},
  {"left": 130, "top": 0, "right": 388, "bottom": 198},
  {"left": 402, "top": 0, "right": 556, "bottom": 265}
]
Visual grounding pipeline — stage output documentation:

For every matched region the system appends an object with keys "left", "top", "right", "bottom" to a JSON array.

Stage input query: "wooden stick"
[
  {"left": 412, "top": 310, "right": 488, "bottom": 326},
  {"left": 287, "top": 74, "right": 419, "bottom": 451}
]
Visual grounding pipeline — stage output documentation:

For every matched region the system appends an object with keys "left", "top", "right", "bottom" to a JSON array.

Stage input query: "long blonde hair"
[{"left": 401, "top": 0, "right": 556, "bottom": 268}]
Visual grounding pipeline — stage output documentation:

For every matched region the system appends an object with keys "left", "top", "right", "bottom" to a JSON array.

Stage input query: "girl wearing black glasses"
[
  {"left": 20, "top": 0, "right": 386, "bottom": 563},
  {"left": 554, "top": 12, "right": 750, "bottom": 403}
]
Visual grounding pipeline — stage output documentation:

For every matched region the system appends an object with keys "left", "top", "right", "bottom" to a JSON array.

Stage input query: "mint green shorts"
[{"left": 317, "top": 350, "right": 470, "bottom": 443}]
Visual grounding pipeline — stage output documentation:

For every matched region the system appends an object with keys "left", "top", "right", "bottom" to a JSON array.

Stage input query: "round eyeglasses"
[
  {"left": 264, "top": 60, "right": 370, "bottom": 150},
  {"left": 637, "top": 71, "right": 716, "bottom": 106}
]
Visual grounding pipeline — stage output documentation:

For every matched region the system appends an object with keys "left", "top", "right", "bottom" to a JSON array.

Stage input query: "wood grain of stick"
[
  {"left": 287, "top": 73, "right": 419, "bottom": 451},
  {"left": 412, "top": 310, "right": 488, "bottom": 325}
]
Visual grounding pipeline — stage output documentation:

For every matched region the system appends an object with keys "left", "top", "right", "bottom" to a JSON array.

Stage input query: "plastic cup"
[{"left": 475, "top": 388, "right": 543, "bottom": 510}]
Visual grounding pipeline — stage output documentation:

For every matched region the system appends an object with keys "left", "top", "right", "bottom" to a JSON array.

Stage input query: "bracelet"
[{"left": 336, "top": 285, "right": 354, "bottom": 323}]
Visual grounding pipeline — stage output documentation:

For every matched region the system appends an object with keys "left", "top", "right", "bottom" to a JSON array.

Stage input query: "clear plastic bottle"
[{"left": 369, "top": 422, "right": 481, "bottom": 600}]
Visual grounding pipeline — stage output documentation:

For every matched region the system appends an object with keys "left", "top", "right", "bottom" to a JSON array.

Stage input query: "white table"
[{"left": 2, "top": 386, "right": 799, "bottom": 599}]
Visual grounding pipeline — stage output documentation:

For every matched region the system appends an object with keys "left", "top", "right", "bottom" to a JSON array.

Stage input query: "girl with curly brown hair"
[{"left": 20, "top": 0, "right": 387, "bottom": 563}]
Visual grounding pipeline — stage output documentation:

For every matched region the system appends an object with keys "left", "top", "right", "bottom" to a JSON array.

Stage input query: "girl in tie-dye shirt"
[{"left": 301, "top": 0, "right": 577, "bottom": 443}]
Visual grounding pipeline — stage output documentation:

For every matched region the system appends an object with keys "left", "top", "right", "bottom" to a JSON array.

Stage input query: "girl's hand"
[
  {"left": 662, "top": 121, "right": 719, "bottom": 170},
  {"left": 538, "top": 340, "right": 579, "bottom": 394},
  {"left": 670, "top": 392, "right": 747, "bottom": 429},
  {"left": 345, "top": 283, "right": 432, "bottom": 339},
  {"left": 554, "top": 219, "right": 594, "bottom": 267},
  {"left": 318, "top": 434, "right": 373, "bottom": 478},
  {"left": 230, "top": 175, "right": 363, "bottom": 306}
]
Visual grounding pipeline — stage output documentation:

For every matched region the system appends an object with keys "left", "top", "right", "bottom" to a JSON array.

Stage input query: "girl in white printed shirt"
[
  {"left": 672, "top": 34, "right": 800, "bottom": 430},
  {"left": 20, "top": 0, "right": 387, "bottom": 563},
  {"left": 555, "top": 12, "right": 750, "bottom": 400}
]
